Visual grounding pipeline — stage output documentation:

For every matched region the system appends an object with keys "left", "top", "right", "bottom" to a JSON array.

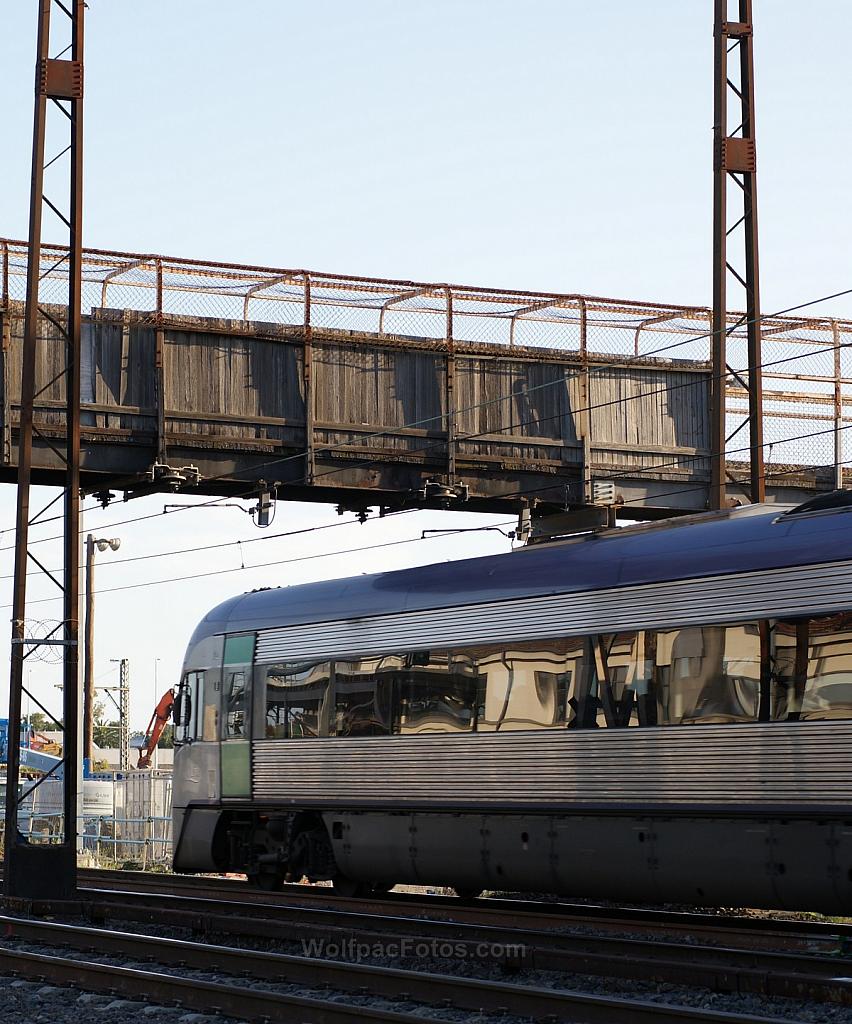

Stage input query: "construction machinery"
[{"left": 137, "top": 690, "right": 175, "bottom": 769}]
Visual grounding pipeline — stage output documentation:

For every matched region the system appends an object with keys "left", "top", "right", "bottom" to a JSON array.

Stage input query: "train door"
[{"left": 221, "top": 633, "right": 254, "bottom": 798}]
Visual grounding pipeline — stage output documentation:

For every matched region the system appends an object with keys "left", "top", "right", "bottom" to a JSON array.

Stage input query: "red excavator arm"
[{"left": 137, "top": 688, "right": 175, "bottom": 768}]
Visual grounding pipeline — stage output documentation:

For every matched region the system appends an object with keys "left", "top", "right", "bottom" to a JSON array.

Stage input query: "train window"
[
  {"left": 593, "top": 633, "right": 645, "bottom": 728},
  {"left": 223, "top": 633, "right": 254, "bottom": 666},
  {"left": 397, "top": 651, "right": 478, "bottom": 734},
  {"left": 772, "top": 614, "right": 852, "bottom": 720},
  {"left": 223, "top": 633, "right": 255, "bottom": 740},
  {"left": 333, "top": 656, "right": 397, "bottom": 737},
  {"left": 225, "top": 670, "right": 247, "bottom": 737},
  {"left": 175, "top": 671, "right": 203, "bottom": 744},
  {"left": 265, "top": 661, "right": 331, "bottom": 738},
  {"left": 654, "top": 624, "right": 760, "bottom": 724},
  {"left": 476, "top": 641, "right": 575, "bottom": 731},
  {"left": 771, "top": 621, "right": 805, "bottom": 720}
]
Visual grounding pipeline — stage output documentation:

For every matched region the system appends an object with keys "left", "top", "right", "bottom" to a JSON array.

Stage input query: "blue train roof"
[{"left": 188, "top": 501, "right": 852, "bottom": 648}]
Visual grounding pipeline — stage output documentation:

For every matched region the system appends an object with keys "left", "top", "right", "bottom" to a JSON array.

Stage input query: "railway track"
[
  {"left": 0, "top": 912, "right": 834, "bottom": 1024},
  {"left": 0, "top": 869, "right": 849, "bottom": 1019},
  {"left": 0, "top": 870, "right": 850, "bottom": 1022},
  {"left": 80, "top": 867, "right": 852, "bottom": 955},
  {"left": 68, "top": 888, "right": 852, "bottom": 1004}
]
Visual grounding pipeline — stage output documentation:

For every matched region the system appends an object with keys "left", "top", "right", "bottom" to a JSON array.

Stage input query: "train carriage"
[{"left": 171, "top": 495, "right": 852, "bottom": 911}]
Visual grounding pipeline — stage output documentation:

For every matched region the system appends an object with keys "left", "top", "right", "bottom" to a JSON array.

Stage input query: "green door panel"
[
  {"left": 221, "top": 632, "right": 255, "bottom": 799},
  {"left": 221, "top": 740, "right": 250, "bottom": 797}
]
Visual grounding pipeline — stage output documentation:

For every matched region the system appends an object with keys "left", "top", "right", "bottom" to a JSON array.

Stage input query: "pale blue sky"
[{"left": 0, "top": 1, "right": 850, "bottom": 730}]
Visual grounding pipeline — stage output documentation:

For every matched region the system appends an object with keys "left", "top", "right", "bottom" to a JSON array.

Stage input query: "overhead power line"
[
  {"left": 0, "top": 520, "right": 516, "bottom": 611},
  {"left": 2, "top": 281, "right": 850, "bottom": 554}
]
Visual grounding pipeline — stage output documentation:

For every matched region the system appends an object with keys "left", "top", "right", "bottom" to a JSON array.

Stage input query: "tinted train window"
[
  {"left": 223, "top": 634, "right": 254, "bottom": 739},
  {"left": 397, "top": 652, "right": 478, "bottom": 734},
  {"left": 476, "top": 640, "right": 578, "bottom": 731},
  {"left": 654, "top": 624, "right": 760, "bottom": 724},
  {"left": 334, "top": 656, "right": 397, "bottom": 737},
  {"left": 225, "top": 670, "right": 247, "bottom": 736},
  {"left": 772, "top": 614, "right": 852, "bottom": 720},
  {"left": 175, "top": 671, "right": 203, "bottom": 744},
  {"left": 592, "top": 633, "right": 645, "bottom": 727},
  {"left": 265, "top": 661, "right": 331, "bottom": 738}
]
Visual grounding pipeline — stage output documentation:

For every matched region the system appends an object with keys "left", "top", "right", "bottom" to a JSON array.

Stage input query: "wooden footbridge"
[{"left": 0, "top": 238, "right": 848, "bottom": 521}]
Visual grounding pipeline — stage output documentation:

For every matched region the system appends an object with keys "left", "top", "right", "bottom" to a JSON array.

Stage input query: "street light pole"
[
  {"left": 84, "top": 535, "right": 95, "bottom": 765},
  {"left": 83, "top": 535, "right": 120, "bottom": 767}
]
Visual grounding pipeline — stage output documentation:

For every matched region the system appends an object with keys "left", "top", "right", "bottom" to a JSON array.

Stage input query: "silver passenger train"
[{"left": 171, "top": 494, "right": 852, "bottom": 910}]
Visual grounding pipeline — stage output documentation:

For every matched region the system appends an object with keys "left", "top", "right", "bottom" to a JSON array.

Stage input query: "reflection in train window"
[
  {"left": 175, "top": 670, "right": 203, "bottom": 744},
  {"left": 225, "top": 669, "right": 247, "bottom": 737},
  {"left": 773, "top": 614, "right": 852, "bottom": 721},
  {"left": 334, "top": 656, "right": 398, "bottom": 737},
  {"left": 593, "top": 633, "right": 644, "bottom": 728},
  {"left": 476, "top": 640, "right": 577, "bottom": 731},
  {"left": 254, "top": 612, "right": 852, "bottom": 740},
  {"left": 223, "top": 633, "right": 255, "bottom": 740},
  {"left": 654, "top": 625, "right": 760, "bottom": 724},
  {"left": 397, "top": 652, "right": 478, "bottom": 734},
  {"left": 265, "top": 661, "right": 331, "bottom": 738}
]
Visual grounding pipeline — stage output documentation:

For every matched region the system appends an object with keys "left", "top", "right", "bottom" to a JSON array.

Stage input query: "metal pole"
[
  {"left": 119, "top": 659, "right": 130, "bottom": 773},
  {"left": 63, "top": 0, "right": 84, "bottom": 873},
  {"left": 152, "top": 659, "right": 160, "bottom": 770},
  {"left": 303, "top": 274, "right": 314, "bottom": 485},
  {"left": 444, "top": 287, "right": 455, "bottom": 486},
  {"left": 4, "top": 0, "right": 85, "bottom": 899},
  {"left": 4, "top": 0, "right": 51, "bottom": 887},
  {"left": 711, "top": 0, "right": 729, "bottom": 511},
  {"left": 833, "top": 320, "right": 843, "bottom": 491},
  {"left": 739, "top": 0, "right": 765, "bottom": 503},
  {"left": 83, "top": 535, "right": 94, "bottom": 765},
  {"left": 711, "top": 0, "right": 764, "bottom": 509}
]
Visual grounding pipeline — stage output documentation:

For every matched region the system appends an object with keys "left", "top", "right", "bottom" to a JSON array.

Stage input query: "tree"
[
  {"left": 93, "top": 721, "right": 121, "bottom": 748},
  {"left": 157, "top": 724, "right": 174, "bottom": 749},
  {"left": 27, "top": 712, "right": 60, "bottom": 732},
  {"left": 92, "top": 699, "right": 119, "bottom": 748}
]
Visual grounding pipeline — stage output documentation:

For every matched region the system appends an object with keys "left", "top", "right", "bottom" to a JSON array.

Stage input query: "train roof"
[{"left": 188, "top": 497, "right": 852, "bottom": 648}]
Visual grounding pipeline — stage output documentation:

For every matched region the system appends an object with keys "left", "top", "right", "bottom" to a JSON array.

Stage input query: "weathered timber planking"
[{"left": 0, "top": 301, "right": 831, "bottom": 512}]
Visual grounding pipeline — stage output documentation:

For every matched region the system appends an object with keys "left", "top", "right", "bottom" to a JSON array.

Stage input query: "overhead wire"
[
  {"left": 1, "top": 280, "right": 850, "bottom": 567},
  {"left": 0, "top": 505, "right": 442, "bottom": 583},
  {"left": 16, "top": 414, "right": 852, "bottom": 611},
  {"left": 0, "top": 517, "right": 517, "bottom": 611},
  {"left": 9, "top": 412, "right": 852, "bottom": 605}
]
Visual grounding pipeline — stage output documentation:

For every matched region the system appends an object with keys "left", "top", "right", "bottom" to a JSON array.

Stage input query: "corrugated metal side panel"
[
  {"left": 255, "top": 560, "right": 852, "bottom": 663},
  {"left": 252, "top": 721, "right": 852, "bottom": 807}
]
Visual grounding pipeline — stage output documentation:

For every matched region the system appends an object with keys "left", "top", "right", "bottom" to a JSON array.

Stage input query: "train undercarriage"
[{"left": 175, "top": 803, "right": 852, "bottom": 912}]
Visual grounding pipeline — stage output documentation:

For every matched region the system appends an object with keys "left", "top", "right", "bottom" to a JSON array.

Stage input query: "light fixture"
[{"left": 95, "top": 537, "right": 121, "bottom": 552}]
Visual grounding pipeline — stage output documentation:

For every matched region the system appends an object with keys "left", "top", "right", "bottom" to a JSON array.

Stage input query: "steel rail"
[
  {"left": 0, "top": 945, "right": 451, "bottom": 1024},
  {"left": 78, "top": 869, "right": 852, "bottom": 951},
  {"left": 0, "top": 914, "right": 822, "bottom": 1024},
  {"left": 14, "top": 888, "right": 851, "bottom": 1006}
]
